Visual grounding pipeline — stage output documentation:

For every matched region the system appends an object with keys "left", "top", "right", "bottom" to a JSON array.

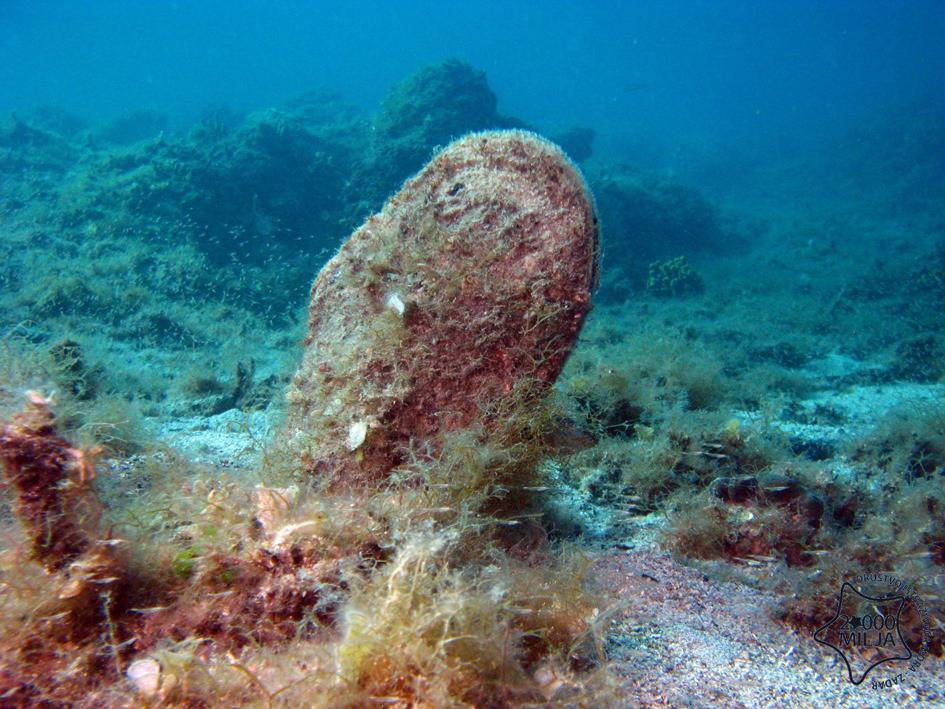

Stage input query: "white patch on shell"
[
  {"left": 385, "top": 292, "right": 405, "bottom": 316},
  {"left": 127, "top": 658, "right": 161, "bottom": 696},
  {"left": 347, "top": 420, "right": 368, "bottom": 451}
]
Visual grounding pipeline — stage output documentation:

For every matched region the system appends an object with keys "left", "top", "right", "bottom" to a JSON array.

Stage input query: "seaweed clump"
[
  {"left": 0, "top": 391, "right": 105, "bottom": 570},
  {"left": 658, "top": 406, "right": 945, "bottom": 658},
  {"left": 645, "top": 255, "right": 705, "bottom": 298}
]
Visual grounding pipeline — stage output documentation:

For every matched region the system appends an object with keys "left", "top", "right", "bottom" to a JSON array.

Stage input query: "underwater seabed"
[
  {"left": 2, "top": 62, "right": 945, "bottom": 707},
  {"left": 3, "top": 287, "right": 944, "bottom": 705}
]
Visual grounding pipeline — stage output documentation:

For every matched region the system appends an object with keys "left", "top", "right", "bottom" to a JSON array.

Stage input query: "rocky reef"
[
  {"left": 590, "top": 166, "right": 730, "bottom": 296},
  {"left": 0, "top": 58, "right": 724, "bottom": 353}
]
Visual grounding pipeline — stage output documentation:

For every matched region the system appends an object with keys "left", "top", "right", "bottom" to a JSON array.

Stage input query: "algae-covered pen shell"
[{"left": 284, "top": 130, "right": 600, "bottom": 486}]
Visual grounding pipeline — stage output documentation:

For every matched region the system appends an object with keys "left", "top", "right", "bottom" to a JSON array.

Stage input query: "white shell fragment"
[
  {"left": 272, "top": 520, "right": 321, "bottom": 548},
  {"left": 385, "top": 292, "right": 405, "bottom": 316},
  {"left": 347, "top": 420, "right": 368, "bottom": 451},
  {"left": 127, "top": 658, "right": 162, "bottom": 696}
]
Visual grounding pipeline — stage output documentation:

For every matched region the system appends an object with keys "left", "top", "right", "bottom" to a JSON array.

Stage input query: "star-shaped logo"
[{"left": 814, "top": 582, "right": 913, "bottom": 685}]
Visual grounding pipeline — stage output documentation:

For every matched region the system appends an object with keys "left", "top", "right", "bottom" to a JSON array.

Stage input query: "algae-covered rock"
[
  {"left": 0, "top": 115, "right": 81, "bottom": 175},
  {"left": 356, "top": 59, "right": 526, "bottom": 204},
  {"left": 376, "top": 59, "right": 499, "bottom": 143},
  {"left": 590, "top": 168, "right": 727, "bottom": 295},
  {"left": 95, "top": 109, "right": 169, "bottom": 146},
  {"left": 285, "top": 130, "right": 599, "bottom": 485}
]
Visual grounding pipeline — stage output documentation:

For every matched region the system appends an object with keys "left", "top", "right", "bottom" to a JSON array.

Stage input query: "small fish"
[
  {"left": 127, "top": 606, "right": 171, "bottom": 615},
  {"left": 732, "top": 557, "right": 765, "bottom": 566},
  {"left": 96, "top": 538, "right": 127, "bottom": 547},
  {"left": 38, "top": 611, "right": 71, "bottom": 622},
  {"left": 904, "top": 550, "right": 934, "bottom": 559}
]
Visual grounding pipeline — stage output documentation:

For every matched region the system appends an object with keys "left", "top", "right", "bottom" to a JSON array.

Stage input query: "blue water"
[{"left": 3, "top": 1, "right": 943, "bottom": 166}]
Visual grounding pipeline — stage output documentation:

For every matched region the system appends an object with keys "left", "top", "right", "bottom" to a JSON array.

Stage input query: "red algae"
[{"left": 0, "top": 392, "right": 100, "bottom": 571}]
